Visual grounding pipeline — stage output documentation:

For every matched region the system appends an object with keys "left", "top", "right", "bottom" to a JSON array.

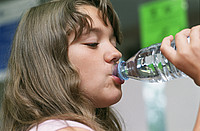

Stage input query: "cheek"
[
  {"left": 68, "top": 45, "right": 97, "bottom": 69},
  {"left": 79, "top": 75, "right": 122, "bottom": 108},
  {"left": 68, "top": 46, "right": 84, "bottom": 66},
  {"left": 79, "top": 70, "right": 103, "bottom": 90},
  {"left": 68, "top": 46, "right": 100, "bottom": 89}
]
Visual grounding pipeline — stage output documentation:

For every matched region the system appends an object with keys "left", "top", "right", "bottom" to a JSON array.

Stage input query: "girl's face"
[{"left": 68, "top": 5, "right": 124, "bottom": 108}]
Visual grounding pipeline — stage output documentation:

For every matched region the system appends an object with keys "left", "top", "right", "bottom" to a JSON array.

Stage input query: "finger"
[
  {"left": 175, "top": 29, "right": 191, "bottom": 51},
  {"left": 160, "top": 35, "right": 177, "bottom": 62},
  {"left": 190, "top": 25, "right": 200, "bottom": 46},
  {"left": 160, "top": 35, "right": 174, "bottom": 47}
]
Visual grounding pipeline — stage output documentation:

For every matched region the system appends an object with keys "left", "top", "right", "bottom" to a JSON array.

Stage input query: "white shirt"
[{"left": 29, "top": 119, "right": 94, "bottom": 131}]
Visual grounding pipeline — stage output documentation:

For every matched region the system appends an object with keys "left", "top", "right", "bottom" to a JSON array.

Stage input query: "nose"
[{"left": 104, "top": 44, "right": 122, "bottom": 64}]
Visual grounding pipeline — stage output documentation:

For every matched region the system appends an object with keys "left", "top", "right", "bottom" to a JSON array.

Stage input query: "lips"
[{"left": 112, "top": 75, "right": 124, "bottom": 85}]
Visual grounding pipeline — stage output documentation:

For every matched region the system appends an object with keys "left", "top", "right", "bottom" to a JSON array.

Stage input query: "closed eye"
[{"left": 84, "top": 43, "right": 99, "bottom": 48}]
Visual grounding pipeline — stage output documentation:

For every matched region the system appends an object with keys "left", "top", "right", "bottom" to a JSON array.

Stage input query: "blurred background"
[{"left": 0, "top": 0, "right": 199, "bottom": 131}]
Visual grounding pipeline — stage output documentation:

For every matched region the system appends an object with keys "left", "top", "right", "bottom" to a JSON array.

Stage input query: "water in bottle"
[{"left": 113, "top": 38, "right": 190, "bottom": 83}]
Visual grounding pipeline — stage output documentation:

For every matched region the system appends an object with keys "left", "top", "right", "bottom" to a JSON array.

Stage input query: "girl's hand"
[{"left": 160, "top": 25, "right": 200, "bottom": 86}]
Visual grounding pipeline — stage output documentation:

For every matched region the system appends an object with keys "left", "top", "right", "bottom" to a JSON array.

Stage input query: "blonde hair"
[{"left": 1, "top": 0, "right": 123, "bottom": 131}]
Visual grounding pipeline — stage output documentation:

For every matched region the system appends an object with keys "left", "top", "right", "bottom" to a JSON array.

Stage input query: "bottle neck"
[{"left": 118, "top": 61, "right": 129, "bottom": 80}]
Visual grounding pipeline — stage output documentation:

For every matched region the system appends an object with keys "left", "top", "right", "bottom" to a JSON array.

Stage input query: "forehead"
[
  {"left": 68, "top": 5, "right": 114, "bottom": 44},
  {"left": 77, "top": 5, "right": 109, "bottom": 27}
]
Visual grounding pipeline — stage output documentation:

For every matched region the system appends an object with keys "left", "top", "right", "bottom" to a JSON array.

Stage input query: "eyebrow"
[
  {"left": 83, "top": 27, "right": 103, "bottom": 35},
  {"left": 83, "top": 27, "right": 115, "bottom": 38}
]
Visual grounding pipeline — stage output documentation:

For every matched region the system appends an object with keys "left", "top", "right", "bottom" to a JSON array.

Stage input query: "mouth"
[
  {"left": 111, "top": 63, "right": 125, "bottom": 85},
  {"left": 112, "top": 75, "right": 125, "bottom": 85}
]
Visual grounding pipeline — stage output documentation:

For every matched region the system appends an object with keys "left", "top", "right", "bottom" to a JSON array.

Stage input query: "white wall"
[
  {"left": 114, "top": 79, "right": 148, "bottom": 131},
  {"left": 165, "top": 78, "right": 200, "bottom": 131},
  {"left": 114, "top": 77, "right": 200, "bottom": 131}
]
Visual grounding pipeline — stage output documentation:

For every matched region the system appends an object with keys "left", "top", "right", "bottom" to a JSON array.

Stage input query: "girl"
[
  {"left": 1, "top": 0, "right": 123, "bottom": 130},
  {"left": 1, "top": 0, "right": 200, "bottom": 130}
]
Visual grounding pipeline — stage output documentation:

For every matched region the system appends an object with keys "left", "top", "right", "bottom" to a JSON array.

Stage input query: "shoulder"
[{"left": 29, "top": 119, "right": 94, "bottom": 131}]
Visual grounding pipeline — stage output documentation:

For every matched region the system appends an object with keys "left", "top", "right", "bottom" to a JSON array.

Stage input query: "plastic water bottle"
[{"left": 113, "top": 38, "right": 190, "bottom": 83}]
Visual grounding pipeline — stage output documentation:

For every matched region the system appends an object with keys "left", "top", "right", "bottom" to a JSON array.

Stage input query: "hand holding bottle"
[{"left": 160, "top": 25, "right": 200, "bottom": 86}]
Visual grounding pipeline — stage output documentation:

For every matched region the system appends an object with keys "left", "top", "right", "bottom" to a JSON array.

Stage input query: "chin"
[
  {"left": 108, "top": 87, "right": 122, "bottom": 105},
  {"left": 96, "top": 93, "right": 122, "bottom": 108},
  {"left": 111, "top": 93, "right": 122, "bottom": 105}
]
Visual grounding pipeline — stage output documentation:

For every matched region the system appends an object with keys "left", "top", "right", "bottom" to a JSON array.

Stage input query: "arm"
[
  {"left": 160, "top": 25, "right": 200, "bottom": 130},
  {"left": 160, "top": 25, "right": 200, "bottom": 86},
  {"left": 194, "top": 105, "right": 200, "bottom": 131}
]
